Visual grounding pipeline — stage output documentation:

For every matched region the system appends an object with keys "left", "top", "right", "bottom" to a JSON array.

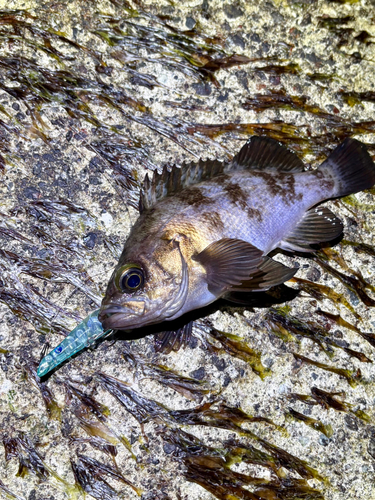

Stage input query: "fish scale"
[{"left": 167, "top": 170, "right": 329, "bottom": 254}]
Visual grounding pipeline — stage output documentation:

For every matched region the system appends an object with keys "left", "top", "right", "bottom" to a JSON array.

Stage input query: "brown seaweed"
[
  {"left": 134, "top": 359, "right": 211, "bottom": 401},
  {"left": 286, "top": 408, "right": 333, "bottom": 437},
  {"left": 183, "top": 453, "right": 324, "bottom": 500},
  {"left": 0, "top": 479, "right": 26, "bottom": 500},
  {"left": 97, "top": 372, "right": 173, "bottom": 425},
  {"left": 290, "top": 277, "right": 360, "bottom": 319},
  {"left": 316, "top": 309, "right": 375, "bottom": 349},
  {"left": 2, "top": 434, "right": 78, "bottom": 495},
  {"left": 182, "top": 455, "right": 265, "bottom": 500},
  {"left": 264, "top": 307, "right": 371, "bottom": 363},
  {"left": 265, "top": 308, "right": 336, "bottom": 357},
  {"left": 71, "top": 454, "right": 141, "bottom": 498},
  {"left": 64, "top": 381, "right": 136, "bottom": 459},
  {"left": 162, "top": 427, "right": 324, "bottom": 496},
  {"left": 24, "top": 361, "right": 62, "bottom": 420},
  {"left": 339, "top": 91, "right": 375, "bottom": 107},
  {"left": 64, "top": 382, "right": 111, "bottom": 421},
  {"left": 242, "top": 88, "right": 343, "bottom": 124},
  {"left": 1, "top": 3, "right": 374, "bottom": 500},
  {"left": 290, "top": 387, "right": 370, "bottom": 423},
  {"left": 313, "top": 256, "right": 375, "bottom": 307},
  {"left": 207, "top": 327, "right": 270, "bottom": 379},
  {"left": 293, "top": 353, "right": 361, "bottom": 388},
  {"left": 97, "top": 371, "right": 323, "bottom": 483},
  {"left": 169, "top": 402, "right": 284, "bottom": 435}
]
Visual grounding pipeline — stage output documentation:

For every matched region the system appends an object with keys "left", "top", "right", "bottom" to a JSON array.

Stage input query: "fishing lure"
[{"left": 37, "top": 309, "right": 111, "bottom": 377}]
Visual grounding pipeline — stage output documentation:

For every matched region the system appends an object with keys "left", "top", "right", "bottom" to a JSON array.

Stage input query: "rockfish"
[{"left": 99, "top": 137, "right": 375, "bottom": 351}]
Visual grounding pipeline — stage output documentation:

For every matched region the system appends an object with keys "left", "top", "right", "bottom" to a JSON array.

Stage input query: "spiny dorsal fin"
[
  {"left": 139, "top": 136, "right": 304, "bottom": 212},
  {"left": 139, "top": 158, "right": 225, "bottom": 212},
  {"left": 229, "top": 136, "right": 305, "bottom": 173}
]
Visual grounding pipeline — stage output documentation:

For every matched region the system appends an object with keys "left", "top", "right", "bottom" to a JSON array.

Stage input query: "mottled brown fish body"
[{"left": 99, "top": 137, "right": 375, "bottom": 342}]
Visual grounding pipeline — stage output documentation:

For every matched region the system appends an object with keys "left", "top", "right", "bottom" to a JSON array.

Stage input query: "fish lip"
[
  {"left": 98, "top": 306, "right": 123, "bottom": 324},
  {"left": 100, "top": 312, "right": 147, "bottom": 330},
  {"left": 99, "top": 301, "right": 146, "bottom": 329}
]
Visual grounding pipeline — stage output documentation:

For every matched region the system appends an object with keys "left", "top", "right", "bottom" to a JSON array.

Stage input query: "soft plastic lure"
[{"left": 37, "top": 309, "right": 111, "bottom": 377}]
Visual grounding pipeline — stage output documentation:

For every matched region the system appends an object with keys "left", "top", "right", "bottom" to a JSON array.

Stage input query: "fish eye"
[{"left": 115, "top": 264, "right": 144, "bottom": 293}]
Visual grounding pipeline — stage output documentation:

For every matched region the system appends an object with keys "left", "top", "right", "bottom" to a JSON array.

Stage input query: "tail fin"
[{"left": 319, "top": 138, "right": 375, "bottom": 198}]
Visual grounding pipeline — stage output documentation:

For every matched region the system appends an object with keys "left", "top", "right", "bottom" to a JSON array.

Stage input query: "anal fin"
[{"left": 280, "top": 206, "right": 343, "bottom": 253}]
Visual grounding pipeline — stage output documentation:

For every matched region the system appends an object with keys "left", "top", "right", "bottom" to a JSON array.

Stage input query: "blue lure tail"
[{"left": 37, "top": 309, "right": 111, "bottom": 377}]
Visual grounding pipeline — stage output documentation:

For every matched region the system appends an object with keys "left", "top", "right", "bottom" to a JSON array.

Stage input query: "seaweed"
[
  {"left": 264, "top": 307, "right": 371, "bottom": 363},
  {"left": 97, "top": 371, "right": 173, "bottom": 425},
  {"left": 0, "top": 225, "right": 33, "bottom": 244},
  {"left": 313, "top": 255, "right": 375, "bottom": 308},
  {"left": 93, "top": 13, "right": 252, "bottom": 87},
  {"left": 255, "top": 438, "right": 325, "bottom": 482},
  {"left": 290, "top": 387, "right": 370, "bottom": 423},
  {"left": 129, "top": 354, "right": 211, "bottom": 401},
  {"left": 97, "top": 371, "right": 277, "bottom": 433},
  {"left": 293, "top": 353, "right": 361, "bottom": 388},
  {"left": 290, "top": 277, "right": 360, "bottom": 319},
  {"left": 207, "top": 327, "right": 270, "bottom": 379},
  {"left": 341, "top": 239, "right": 375, "bottom": 259},
  {"left": 0, "top": 479, "right": 26, "bottom": 500},
  {"left": 182, "top": 455, "right": 265, "bottom": 500},
  {"left": 183, "top": 453, "right": 324, "bottom": 500},
  {"left": 24, "top": 361, "right": 62, "bottom": 420},
  {"left": 162, "top": 427, "right": 324, "bottom": 497},
  {"left": 1, "top": 2, "right": 374, "bottom": 499},
  {"left": 265, "top": 307, "right": 336, "bottom": 357},
  {"left": 2, "top": 434, "right": 79, "bottom": 497},
  {"left": 242, "top": 88, "right": 342, "bottom": 123},
  {"left": 339, "top": 91, "right": 375, "bottom": 107},
  {"left": 64, "top": 382, "right": 111, "bottom": 421},
  {"left": 0, "top": 281, "right": 71, "bottom": 335},
  {"left": 71, "top": 454, "right": 141, "bottom": 498},
  {"left": 0, "top": 248, "right": 101, "bottom": 305},
  {"left": 224, "top": 439, "right": 280, "bottom": 474},
  {"left": 169, "top": 402, "right": 285, "bottom": 435},
  {"left": 286, "top": 408, "right": 333, "bottom": 437},
  {"left": 64, "top": 381, "right": 136, "bottom": 459},
  {"left": 97, "top": 371, "right": 324, "bottom": 484},
  {"left": 317, "top": 16, "right": 355, "bottom": 48},
  {"left": 160, "top": 426, "right": 224, "bottom": 459},
  {"left": 316, "top": 309, "right": 375, "bottom": 349}
]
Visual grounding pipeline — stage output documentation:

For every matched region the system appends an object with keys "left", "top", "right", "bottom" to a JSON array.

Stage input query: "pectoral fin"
[
  {"left": 280, "top": 206, "right": 343, "bottom": 252},
  {"left": 193, "top": 238, "right": 264, "bottom": 294},
  {"left": 227, "top": 256, "right": 297, "bottom": 292},
  {"left": 248, "top": 257, "right": 297, "bottom": 290},
  {"left": 224, "top": 283, "right": 300, "bottom": 306}
]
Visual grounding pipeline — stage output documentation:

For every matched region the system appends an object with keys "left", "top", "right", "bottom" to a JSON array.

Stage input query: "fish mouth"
[{"left": 99, "top": 302, "right": 147, "bottom": 330}]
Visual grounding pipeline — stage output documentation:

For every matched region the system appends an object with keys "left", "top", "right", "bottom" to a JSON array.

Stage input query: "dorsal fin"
[
  {"left": 229, "top": 136, "right": 305, "bottom": 173},
  {"left": 139, "top": 136, "right": 305, "bottom": 212},
  {"left": 139, "top": 158, "right": 224, "bottom": 212}
]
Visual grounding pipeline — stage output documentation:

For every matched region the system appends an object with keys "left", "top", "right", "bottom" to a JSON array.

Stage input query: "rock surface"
[{"left": 0, "top": 1, "right": 375, "bottom": 499}]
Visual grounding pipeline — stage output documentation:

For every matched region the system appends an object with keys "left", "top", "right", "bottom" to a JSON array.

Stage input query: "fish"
[
  {"left": 37, "top": 309, "right": 111, "bottom": 377},
  {"left": 95, "top": 136, "right": 374, "bottom": 353}
]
